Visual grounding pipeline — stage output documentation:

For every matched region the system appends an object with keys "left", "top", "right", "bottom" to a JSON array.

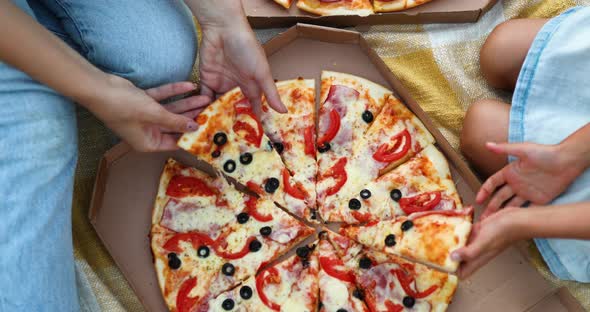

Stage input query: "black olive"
[
  {"left": 362, "top": 110, "right": 374, "bottom": 123},
  {"left": 310, "top": 209, "right": 317, "bottom": 220},
  {"left": 317, "top": 142, "right": 331, "bottom": 153},
  {"left": 273, "top": 142, "right": 284, "bottom": 154},
  {"left": 239, "top": 152, "right": 253, "bottom": 165},
  {"left": 167, "top": 253, "right": 181, "bottom": 270},
  {"left": 264, "top": 178, "right": 280, "bottom": 194},
  {"left": 337, "top": 309, "right": 348, "bottom": 312},
  {"left": 267, "top": 140, "right": 274, "bottom": 151},
  {"left": 214, "top": 132, "right": 228, "bottom": 146},
  {"left": 359, "top": 257, "right": 372, "bottom": 269},
  {"left": 384, "top": 234, "right": 396, "bottom": 247},
  {"left": 360, "top": 189, "right": 371, "bottom": 199},
  {"left": 240, "top": 285, "right": 253, "bottom": 300},
  {"left": 223, "top": 160, "right": 236, "bottom": 173},
  {"left": 249, "top": 239, "right": 262, "bottom": 252},
  {"left": 318, "top": 302, "right": 323, "bottom": 309},
  {"left": 318, "top": 230, "right": 328, "bottom": 239},
  {"left": 259, "top": 226, "right": 272, "bottom": 236},
  {"left": 403, "top": 296, "right": 416, "bottom": 308},
  {"left": 222, "top": 263, "right": 235, "bottom": 276},
  {"left": 348, "top": 198, "right": 361, "bottom": 210},
  {"left": 401, "top": 220, "right": 414, "bottom": 231},
  {"left": 222, "top": 298, "right": 235, "bottom": 310},
  {"left": 237, "top": 212, "right": 249, "bottom": 224},
  {"left": 197, "top": 246, "right": 210, "bottom": 258},
  {"left": 390, "top": 189, "right": 402, "bottom": 201},
  {"left": 302, "top": 259, "right": 310, "bottom": 268},
  {"left": 211, "top": 150, "right": 221, "bottom": 158},
  {"left": 352, "top": 288, "right": 364, "bottom": 300},
  {"left": 296, "top": 246, "right": 310, "bottom": 259}
]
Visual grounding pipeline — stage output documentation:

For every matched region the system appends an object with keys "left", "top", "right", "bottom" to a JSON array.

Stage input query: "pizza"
[
  {"left": 203, "top": 242, "right": 319, "bottom": 311},
  {"left": 150, "top": 159, "right": 314, "bottom": 311},
  {"left": 296, "top": 0, "right": 373, "bottom": 16},
  {"left": 326, "top": 231, "right": 458, "bottom": 312},
  {"left": 259, "top": 79, "right": 318, "bottom": 221},
  {"left": 340, "top": 207, "right": 474, "bottom": 272},
  {"left": 272, "top": 0, "right": 294, "bottom": 9},
  {"left": 177, "top": 86, "right": 312, "bottom": 221},
  {"left": 373, "top": 0, "right": 434, "bottom": 12}
]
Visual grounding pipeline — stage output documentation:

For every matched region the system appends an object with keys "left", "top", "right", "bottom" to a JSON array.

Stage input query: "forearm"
[
  {"left": 557, "top": 123, "right": 590, "bottom": 172},
  {"left": 183, "top": 0, "right": 248, "bottom": 29},
  {"left": 0, "top": 1, "right": 110, "bottom": 106},
  {"left": 513, "top": 202, "right": 590, "bottom": 240}
]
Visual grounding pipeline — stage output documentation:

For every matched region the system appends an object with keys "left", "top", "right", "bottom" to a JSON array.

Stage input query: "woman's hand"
[
  {"left": 88, "top": 75, "right": 210, "bottom": 152},
  {"left": 476, "top": 142, "right": 585, "bottom": 219},
  {"left": 452, "top": 207, "right": 524, "bottom": 279}
]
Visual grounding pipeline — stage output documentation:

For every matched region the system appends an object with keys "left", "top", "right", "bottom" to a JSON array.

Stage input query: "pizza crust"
[
  {"left": 272, "top": 0, "right": 293, "bottom": 9},
  {"left": 296, "top": 0, "right": 373, "bottom": 16},
  {"left": 374, "top": 0, "right": 434, "bottom": 12}
]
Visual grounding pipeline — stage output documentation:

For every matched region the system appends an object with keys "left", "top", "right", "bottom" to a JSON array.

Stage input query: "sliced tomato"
[
  {"left": 282, "top": 169, "right": 308, "bottom": 200},
  {"left": 372, "top": 129, "right": 411, "bottom": 163},
  {"left": 246, "top": 181, "right": 265, "bottom": 196},
  {"left": 166, "top": 176, "right": 216, "bottom": 198},
  {"left": 256, "top": 267, "right": 281, "bottom": 311},
  {"left": 399, "top": 191, "right": 442, "bottom": 215},
  {"left": 176, "top": 277, "right": 198, "bottom": 312},
  {"left": 164, "top": 232, "right": 216, "bottom": 253},
  {"left": 317, "top": 109, "right": 341, "bottom": 146},
  {"left": 351, "top": 211, "right": 372, "bottom": 223},
  {"left": 384, "top": 300, "right": 404, "bottom": 312},
  {"left": 245, "top": 196, "right": 274, "bottom": 222},
  {"left": 319, "top": 256, "right": 356, "bottom": 283},
  {"left": 411, "top": 206, "right": 474, "bottom": 220},
  {"left": 323, "top": 157, "right": 347, "bottom": 196},
  {"left": 234, "top": 106, "right": 263, "bottom": 147},
  {"left": 304, "top": 125, "right": 316, "bottom": 156},
  {"left": 214, "top": 236, "right": 257, "bottom": 260},
  {"left": 393, "top": 269, "right": 438, "bottom": 299}
]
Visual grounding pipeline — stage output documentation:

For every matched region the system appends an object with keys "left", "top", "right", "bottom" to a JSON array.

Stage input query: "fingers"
[
  {"left": 486, "top": 142, "right": 530, "bottom": 159},
  {"left": 164, "top": 95, "right": 211, "bottom": 114},
  {"left": 156, "top": 134, "right": 183, "bottom": 151},
  {"left": 457, "top": 250, "right": 497, "bottom": 279},
  {"left": 505, "top": 195, "right": 527, "bottom": 208},
  {"left": 476, "top": 169, "right": 507, "bottom": 204},
  {"left": 482, "top": 184, "right": 514, "bottom": 219},
  {"left": 240, "top": 82, "right": 263, "bottom": 115},
  {"left": 144, "top": 105, "right": 197, "bottom": 133},
  {"left": 256, "top": 73, "right": 287, "bottom": 113},
  {"left": 145, "top": 82, "right": 197, "bottom": 101},
  {"left": 200, "top": 84, "right": 215, "bottom": 99}
]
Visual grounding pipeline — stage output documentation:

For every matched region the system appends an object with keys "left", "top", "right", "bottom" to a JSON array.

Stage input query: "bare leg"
[{"left": 480, "top": 18, "right": 548, "bottom": 90}]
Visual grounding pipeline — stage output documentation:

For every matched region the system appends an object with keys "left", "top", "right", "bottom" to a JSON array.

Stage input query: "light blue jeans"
[{"left": 0, "top": 0, "right": 197, "bottom": 310}]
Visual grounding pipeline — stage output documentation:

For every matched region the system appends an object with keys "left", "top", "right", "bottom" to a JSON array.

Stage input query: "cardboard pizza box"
[
  {"left": 244, "top": 0, "right": 498, "bottom": 28},
  {"left": 89, "top": 24, "right": 584, "bottom": 312}
]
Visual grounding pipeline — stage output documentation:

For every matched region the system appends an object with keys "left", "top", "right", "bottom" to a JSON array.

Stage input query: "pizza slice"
[
  {"left": 272, "top": 0, "right": 294, "bottom": 9},
  {"left": 326, "top": 231, "right": 458, "bottom": 312},
  {"left": 319, "top": 94, "right": 435, "bottom": 222},
  {"left": 340, "top": 207, "right": 473, "bottom": 272},
  {"left": 316, "top": 71, "right": 392, "bottom": 216},
  {"left": 326, "top": 144, "right": 463, "bottom": 224},
  {"left": 177, "top": 87, "right": 311, "bottom": 220},
  {"left": 203, "top": 241, "right": 319, "bottom": 311},
  {"left": 259, "top": 79, "right": 318, "bottom": 221},
  {"left": 373, "top": 0, "right": 434, "bottom": 13},
  {"left": 296, "top": 0, "right": 373, "bottom": 16},
  {"left": 318, "top": 232, "right": 369, "bottom": 312}
]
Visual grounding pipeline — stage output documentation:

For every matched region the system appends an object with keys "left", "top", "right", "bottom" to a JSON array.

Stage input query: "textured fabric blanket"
[{"left": 72, "top": 0, "right": 590, "bottom": 310}]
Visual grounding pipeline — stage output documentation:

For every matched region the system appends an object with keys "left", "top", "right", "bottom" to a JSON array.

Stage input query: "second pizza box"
[
  {"left": 89, "top": 24, "right": 584, "bottom": 311},
  {"left": 244, "top": 0, "right": 498, "bottom": 28}
]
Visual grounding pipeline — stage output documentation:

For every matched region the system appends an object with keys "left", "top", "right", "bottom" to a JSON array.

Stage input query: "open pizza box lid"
[
  {"left": 244, "top": 0, "right": 498, "bottom": 28},
  {"left": 89, "top": 24, "right": 584, "bottom": 312}
]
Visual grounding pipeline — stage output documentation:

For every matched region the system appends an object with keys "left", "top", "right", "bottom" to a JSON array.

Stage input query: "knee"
[
  {"left": 480, "top": 20, "right": 520, "bottom": 89},
  {"left": 460, "top": 99, "right": 498, "bottom": 159}
]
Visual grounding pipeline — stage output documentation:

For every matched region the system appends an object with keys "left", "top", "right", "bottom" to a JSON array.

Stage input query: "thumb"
[
  {"left": 486, "top": 142, "right": 532, "bottom": 159},
  {"left": 451, "top": 237, "right": 484, "bottom": 263},
  {"left": 145, "top": 106, "right": 198, "bottom": 133}
]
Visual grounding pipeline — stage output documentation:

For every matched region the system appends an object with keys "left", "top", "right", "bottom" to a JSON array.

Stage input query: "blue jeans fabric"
[
  {"left": 509, "top": 6, "right": 590, "bottom": 282},
  {"left": 0, "top": 0, "right": 197, "bottom": 310}
]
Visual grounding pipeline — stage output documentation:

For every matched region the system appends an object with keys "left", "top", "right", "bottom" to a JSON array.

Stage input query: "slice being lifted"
[
  {"left": 178, "top": 87, "right": 311, "bottom": 220},
  {"left": 272, "top": 0, "right": 294, "bottom": 9},
  {"left": 151, "top": 160, "right": 314, "bottom": 311},
  {"left": 296, "top": 0, "right": 373, "bottom": 16},
  {"left": 340, "top": 207, "right": 473, "bottom": 272},
  {"left": 259, "top": 79, "right": 318, "bottom": 220},
  {"left": 328, "top": 144, "right": 463, "bottom": 224},
  {"left": 204, "top": 241, "right": 319, "bottom": 312},
  {"left": 373, "top": 0, "right": 435, "bottom": 13},
  {"left": 327, "top": 231, "right": 458, "bottom": 312}
]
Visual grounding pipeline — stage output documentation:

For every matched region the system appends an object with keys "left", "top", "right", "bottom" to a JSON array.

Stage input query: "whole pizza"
[
  {"left": 269, "top": 0, "right": 435, "bottom": 16},
  {"left": 151, "top": 73, "right": 473, "bottom": 311}
]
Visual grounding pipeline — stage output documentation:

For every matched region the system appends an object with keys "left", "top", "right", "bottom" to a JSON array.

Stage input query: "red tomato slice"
[
  {"left": 282, "top": 169, "right": 308, "bottom": 200},
  {"left": 317, "top": 109, "right": 341, "bottom": 146},
  {"left": 372, "top": 129, "right": 411, "bottom": 163},
  {"left": 256, "top": 267, "right": 281, "bottom": 311},
  {"left": 214, "top": 236, "right": 257, "bottom": 260},
  {"left": 319, "top": 256, "right": 356, "bottom": 283},
  {"left": 234, "top": 106, "right": 263, "bottom": 147},
  {"left": 176, "top": 277, "right": 198, "bottom": 312},
  {"left": 399, "top": 191, "right": 442, "bottom": 215},
  {"left": 246, "top": 181, "right": 265, "bottom": 196},
  {"left": 304, "top": 125, "right": 316, "bottom": 156},
  {"left": 163, "top": 232, "right": 216, "bottom": 253},
  {"left": 384, "top": 300, "right": 404, "bottom": 312},
  {"left": 351, "top": 211, "right": 372, "bottom": 223},
  {"left": 393, "top": 269, "right": 438, "bottom": 299},
  {"left": 411, "top": 206, "right": 473, "bottom": 220},
  {"left": 166, "top": 176, "right": 216, "bottom": 198},
  {"left": 323, "top": 157, "right": 348, "bottom": 196},
  {"left": 245, "top": 196, "right": 274, "bottom": 222}
]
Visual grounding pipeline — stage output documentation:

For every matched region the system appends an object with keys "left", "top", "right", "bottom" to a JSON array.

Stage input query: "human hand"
[
  {"left": 451, "top": 207, "right": 524, "bottom": 279},
  {"left": 88, "top": 75, "right": 210, "bottom": 152},
  {"left": 476, "top": 142, "right": 584, "bottom": 219},
  {"left": 196, "top": 3, "right": 286, "bottom": 114}
]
